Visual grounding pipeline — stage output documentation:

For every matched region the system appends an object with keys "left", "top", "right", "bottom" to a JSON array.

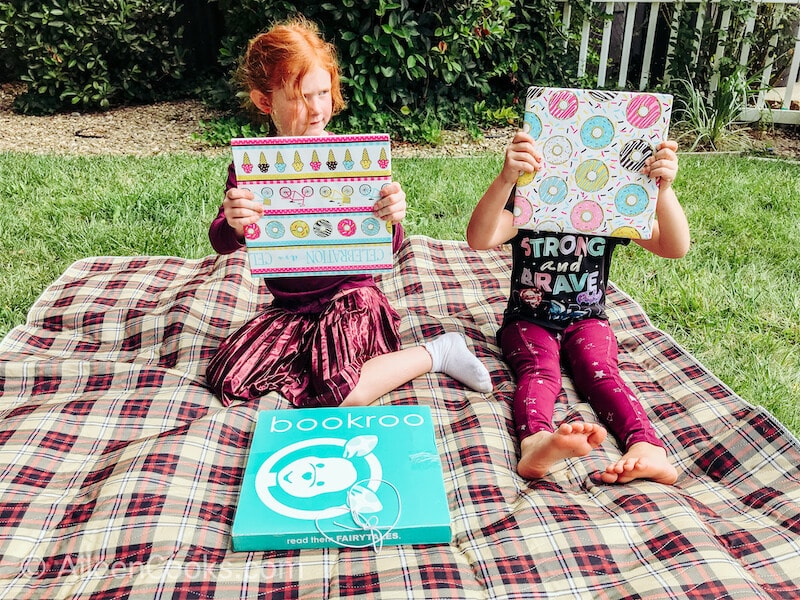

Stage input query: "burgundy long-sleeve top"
[{"left": 209, "top": 162, "right": 404, "bottom": 313}]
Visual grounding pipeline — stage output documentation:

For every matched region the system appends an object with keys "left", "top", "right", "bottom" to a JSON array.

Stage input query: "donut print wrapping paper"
[
  {"left": 514, "top": 87, "right": 673, "bottom": 239},
  {"left": 231, "top": 134, "right": 394, "bottom": 277}
]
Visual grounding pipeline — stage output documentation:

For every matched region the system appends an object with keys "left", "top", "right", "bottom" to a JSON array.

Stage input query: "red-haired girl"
[{"left": 206, "top": 17, "right": 492, "bottom": 408}]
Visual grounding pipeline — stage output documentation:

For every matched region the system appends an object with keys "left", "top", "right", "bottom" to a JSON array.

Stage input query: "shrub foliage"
[
  {"left": 1, "top": 0, "right": 581, "bottom": 124},
  {"left": 214, "top": 0, "right": 585, "bottom": 135},
  {"left": 2, "top": 0, "right": 797, "bottom": 140},
  {"left": 0, "top": 0, "right": 186, "bottom": 114}
]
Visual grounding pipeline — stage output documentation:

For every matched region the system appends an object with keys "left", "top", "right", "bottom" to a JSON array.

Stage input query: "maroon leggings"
[{"left": 500, "top": 318, "right": 663, "bottom": 450}]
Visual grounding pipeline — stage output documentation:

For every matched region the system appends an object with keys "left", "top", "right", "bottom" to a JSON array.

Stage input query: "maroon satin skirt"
[{"left": 205, "top": 286, "right": 401, "bottom": 407}]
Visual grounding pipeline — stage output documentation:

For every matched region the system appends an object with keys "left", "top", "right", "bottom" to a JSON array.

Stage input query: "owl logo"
[{"left": 254, "top": 435, "right": 400, "bottom": 548}]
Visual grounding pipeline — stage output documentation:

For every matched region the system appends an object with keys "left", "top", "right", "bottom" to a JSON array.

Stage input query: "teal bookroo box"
[{"left": 231, "top": 405, "right": 452, "bottom": 551}]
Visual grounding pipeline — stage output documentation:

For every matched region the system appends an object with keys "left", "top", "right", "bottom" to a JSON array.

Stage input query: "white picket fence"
[{"left": 562, "top": 0, "right": 800, "bottom": 124}]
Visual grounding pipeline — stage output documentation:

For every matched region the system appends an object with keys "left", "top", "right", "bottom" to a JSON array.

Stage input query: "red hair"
[{"left": 241, "top": 16, "right": 345, "bottom": 117}]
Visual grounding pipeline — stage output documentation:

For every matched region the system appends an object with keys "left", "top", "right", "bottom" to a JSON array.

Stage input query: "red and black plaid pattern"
[{"left": 1, "top": 237, "right": 798, "bottom": 598}]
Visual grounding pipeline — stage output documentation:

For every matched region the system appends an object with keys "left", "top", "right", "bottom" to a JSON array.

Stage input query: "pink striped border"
[
  {"left": 240, "top": 175, "right": 392, "bottom": 185},
  {"left": 261, "top": 207, "right": 375, "bottom": 215},
  {"left": 251, "top": 264, "right": 393, "bottom": 275},
  {"left": 231, "top": 134, "right": 390, "bottom": 146}
]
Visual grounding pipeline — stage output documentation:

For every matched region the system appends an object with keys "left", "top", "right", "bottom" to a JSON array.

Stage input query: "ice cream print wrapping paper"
[
  {"left": 231, "top": 134, "right": 394, "bottom": 277},
  {"left": 514, "top": 87, "right": 672, "bottom": 239}
]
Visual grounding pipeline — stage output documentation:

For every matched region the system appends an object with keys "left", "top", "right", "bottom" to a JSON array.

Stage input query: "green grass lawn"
[{"left": 1, "top": 151, "right": 798, "bottom": 436}]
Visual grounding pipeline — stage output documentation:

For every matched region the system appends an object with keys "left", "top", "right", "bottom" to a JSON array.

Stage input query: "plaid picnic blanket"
[{"left": 0, "top": 235, "right": 798, "bottom": 599}]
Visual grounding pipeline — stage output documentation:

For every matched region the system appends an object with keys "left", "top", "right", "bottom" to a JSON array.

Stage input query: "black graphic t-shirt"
[{"left": 501, "top": 230, "right": 629, "bottom": 332}]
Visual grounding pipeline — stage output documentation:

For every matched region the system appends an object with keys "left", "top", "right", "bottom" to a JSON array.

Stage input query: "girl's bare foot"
[
  {"left": 600, "top": 442, "right": 678, "bottom": 485},
  {"left": 518, "top": 422, "right": 607, "bottom": 479}
]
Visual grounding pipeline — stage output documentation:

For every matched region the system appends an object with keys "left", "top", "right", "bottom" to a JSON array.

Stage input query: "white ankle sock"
[{"left": 424, "top": 332, "right": 492, "bottom": 393}]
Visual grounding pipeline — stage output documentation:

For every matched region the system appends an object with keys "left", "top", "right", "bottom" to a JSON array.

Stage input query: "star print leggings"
[{"left": 499, "top": 318, "right": 663, "bottom": 450}]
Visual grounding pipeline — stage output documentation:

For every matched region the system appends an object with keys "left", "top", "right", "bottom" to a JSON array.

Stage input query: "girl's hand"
[
  {"left": 223, "top": 188, "right": 264, "bottom": 240},
  {"left": 501, "top": 130, "right": 543, "bottom": 186},
  {"left": 373, "top": 181, "right": 406, "bottom": 224},
  {"left": 643, "top": 140, "right": 679, "bottom": 189}
]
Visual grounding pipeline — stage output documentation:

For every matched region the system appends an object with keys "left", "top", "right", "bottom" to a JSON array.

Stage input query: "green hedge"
[
  {"left": 0, "top": 0, "right": 186, "bottom": 114},
  {"left": 1, "top": 0, "right": 584, "bottom": 124},
  {"left": 5, "top": 0, "right": 794, "bottom": 136},
  {"left": 213, "top": 0, "right": 583, "bottom": 132}
]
